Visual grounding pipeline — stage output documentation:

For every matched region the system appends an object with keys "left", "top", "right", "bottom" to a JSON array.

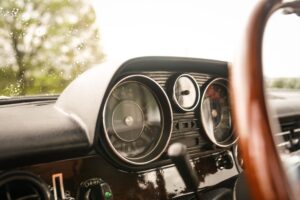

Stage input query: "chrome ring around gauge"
[
  {"left": 102, "top": 75, "right": 173, "bottom": 165},
  {"left": 172, "top": 74, "right": 200, "bottom": 112},
  {"left": 234, "top": 144, "right": 244, "bottom": 172},
  {"left": 200, "top": 78, "right": 237, "bottom": 147}
]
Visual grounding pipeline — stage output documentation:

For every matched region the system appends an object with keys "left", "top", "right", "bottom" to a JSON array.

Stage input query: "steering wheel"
[{"left": 230, "top": 0, "right": 300, "bottom": 199}]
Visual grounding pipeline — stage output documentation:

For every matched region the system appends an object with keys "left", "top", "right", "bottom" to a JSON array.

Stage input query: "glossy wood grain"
[
  {"left": 22, "top": 151, "right": 238, "bottom": 200},
  {"left": 230, "top": 0, "right": 296, "bottom": 199}
]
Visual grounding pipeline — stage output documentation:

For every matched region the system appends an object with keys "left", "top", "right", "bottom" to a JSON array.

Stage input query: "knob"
[
  {"left": 168, "top": 143, "right": 199, "bottom": 197},
  {"left": 77, "top": 178, "right": 113, "bottom": 200},
  {"left": 216, "top": 153, "right": 234, "bottom": 170}
]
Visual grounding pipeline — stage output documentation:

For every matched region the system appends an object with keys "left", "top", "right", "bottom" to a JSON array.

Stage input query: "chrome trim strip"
[{"left": 52, "top": 173, "right": 65, "bottom": 200}]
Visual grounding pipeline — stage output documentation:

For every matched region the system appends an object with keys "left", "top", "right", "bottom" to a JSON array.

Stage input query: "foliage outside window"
[
  {"left": 267, "top": 78, "right": 300, "bottom": 90},
  {"left": 0, "top": 0, "right": 104, "bottom": 96}
]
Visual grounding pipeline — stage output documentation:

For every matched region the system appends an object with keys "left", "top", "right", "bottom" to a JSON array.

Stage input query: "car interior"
[{"left": 0, "top": 0, "right": 299, "bottom": 200}]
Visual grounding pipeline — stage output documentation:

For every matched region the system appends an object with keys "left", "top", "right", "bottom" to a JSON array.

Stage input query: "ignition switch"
[{"left": 77, "top": 178, "right": 113, "bottom": 200}]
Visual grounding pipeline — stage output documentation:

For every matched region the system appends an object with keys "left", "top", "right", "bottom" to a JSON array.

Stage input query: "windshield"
[
  {"left": 0, "top": 0, "right": 296, "bottom": 97},
  {"left": 264, "top": 11, "right": 300, "bottom": 92}
]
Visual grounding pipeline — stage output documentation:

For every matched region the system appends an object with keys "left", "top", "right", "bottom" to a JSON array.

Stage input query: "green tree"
[
  {"left": 271, "top": 78, "right": 285, "bottom": 89},
  {"left": 0, "top": 0, "right": 104, "bottom": 96},
  {"left": 270, "top": 78, "right": 300, "bottom": 89}
]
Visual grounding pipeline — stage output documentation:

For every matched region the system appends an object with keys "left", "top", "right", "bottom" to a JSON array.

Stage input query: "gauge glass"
[
  {"left": 174, "top": 75, "right": 200, "bottom": 111},
  {"left": 201, "top": 79, "right": 234, "bottom": 146},
  {"left": 104, "top": 81, "right": 163, "bottom": 160}
]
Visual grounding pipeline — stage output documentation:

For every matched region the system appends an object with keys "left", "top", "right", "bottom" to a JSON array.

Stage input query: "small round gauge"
[
  {"left": 173, "top": 74, "right": 200, "bottom": 111},
  {"left": 102, "top": 75, "right": 173, "bottom": 165},
  {"left": 200, "top": 78, "right": 237, "bottom": 147}
]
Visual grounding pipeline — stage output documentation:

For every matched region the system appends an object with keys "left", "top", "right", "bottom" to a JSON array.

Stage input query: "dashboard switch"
[{"left": 77, "top": 178, "right": 113, "bottom": 200}]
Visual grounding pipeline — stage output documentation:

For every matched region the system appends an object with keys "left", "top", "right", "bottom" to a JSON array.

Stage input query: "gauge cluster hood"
[
  {"left": 56, "top": 56, "right": 228, "bottom": 144},
  {"left": 55, "top": 59, "right": 124, "bottom": 144}
]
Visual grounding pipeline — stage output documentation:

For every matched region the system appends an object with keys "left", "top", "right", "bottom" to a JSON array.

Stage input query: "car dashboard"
[{"left": 0, "top": 56, "right": 298, "bottom": 200}]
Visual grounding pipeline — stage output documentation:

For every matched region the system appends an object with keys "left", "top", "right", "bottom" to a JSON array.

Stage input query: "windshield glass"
[
  {"left": 0, "top": 0, "right": 291, "bottom": 97},
  {"left": 264, "top": 11, "right": 300, "bottom": 93}
]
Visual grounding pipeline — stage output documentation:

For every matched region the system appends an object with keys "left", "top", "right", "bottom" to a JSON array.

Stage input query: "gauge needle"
[
  {"left": 212, "top": 109, "right": 218, "bottom": 118},
  {"left": 181, "top": 90, "right": 190, "bottom": 96},
  {"left": 211, "top": 100, "right": 218, "bottom": 124}
]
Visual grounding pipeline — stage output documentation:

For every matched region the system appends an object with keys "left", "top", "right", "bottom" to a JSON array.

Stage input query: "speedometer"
[
  {"left": 102, "top": 75, "right": 173, "bottom": 165},
  {"left": 200, "top": 78, "right": 237, "bottom": 147}
]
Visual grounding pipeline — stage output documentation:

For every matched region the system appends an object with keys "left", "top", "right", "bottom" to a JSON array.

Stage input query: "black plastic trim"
[{"left": 0, "top": 101, "right": 90, "bottom": 169}]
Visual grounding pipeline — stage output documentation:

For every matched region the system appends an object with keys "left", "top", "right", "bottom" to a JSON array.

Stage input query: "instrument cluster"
[{"left": 101, "top": 72, "right": 237, "bottom": 167}]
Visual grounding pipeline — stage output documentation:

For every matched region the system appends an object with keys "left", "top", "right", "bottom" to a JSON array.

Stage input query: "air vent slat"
[
  {"left": 172, "top": 129, "right": 201, "bottom": 135},
  {"left": 152, "top": 77, "right": 170, "bottom": 81},
  {"left": 277, "top": 141, "right": 290, "bottom": 148},
  {"left": 16, "top": 194, "right": 40, "bottom": 200},
  {"left": 295, "top": 128, "right": 300, "bottom": 133},
  {"left": 276, "top": 116, "right": 300, "bottom": 152},
  {"left": 173, "top": 114, "right": 195, "bottom": 120},
  {"left": 275, "top": 131, "right": 290, "bottom": 137},
  {"left": 171, "top": 132, "right": 200, "bottom": 139}
]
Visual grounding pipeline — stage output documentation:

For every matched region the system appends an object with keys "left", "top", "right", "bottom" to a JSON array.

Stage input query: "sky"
[
  {"left": 92, "top": 0, "right": 299, "bottom": 78},
  {"left": 264, "top": 11, "right": 300, "bottom": 78}
]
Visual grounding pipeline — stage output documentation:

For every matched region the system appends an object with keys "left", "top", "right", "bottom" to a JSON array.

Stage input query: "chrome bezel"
[
  {"left": 234, "top": 144, "right": 243, "bottom": 172},
  {"left": 102, "top": 74, "right": 173, "bottom": 165},
  {"left": 200, "top": 78, "right": 237, "bottom": 147},
  {"left": 172, "top": 74, "right": 201, "bottom": 112},
  {"left": 233, "top": 175, "right": 238, "bottom": 200}
]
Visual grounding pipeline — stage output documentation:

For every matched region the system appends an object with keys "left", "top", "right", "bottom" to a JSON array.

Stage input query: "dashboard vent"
[
  {"left": 0, "top": 171, "right": 50, "bottom": 200},
  {"left": 276, "top": 116, "right": 300, "bottom": 152}
]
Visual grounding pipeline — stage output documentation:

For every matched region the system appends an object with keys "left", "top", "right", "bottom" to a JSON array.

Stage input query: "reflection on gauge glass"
[
  {"left": 201, "top": 78, "right": 236, "bottom": 147},
  {"left": 173, "top": 74, "right": 200, "bottom": 111},
  {"left": 103, "top": 75, "right": 173, "bottom": 165}
]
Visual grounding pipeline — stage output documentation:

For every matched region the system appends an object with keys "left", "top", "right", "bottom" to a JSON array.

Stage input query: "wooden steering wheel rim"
[{"left": 230, "top": 0, "right": 300, "bottom": 199}]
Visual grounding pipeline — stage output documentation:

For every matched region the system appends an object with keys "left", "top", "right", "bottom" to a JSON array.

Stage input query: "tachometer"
[
  {"left": 102, "top": 75, "right": 173, "bottom": 165},
  {"left": 200, "top": 78, "right": 236, "bottom": 147}
]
